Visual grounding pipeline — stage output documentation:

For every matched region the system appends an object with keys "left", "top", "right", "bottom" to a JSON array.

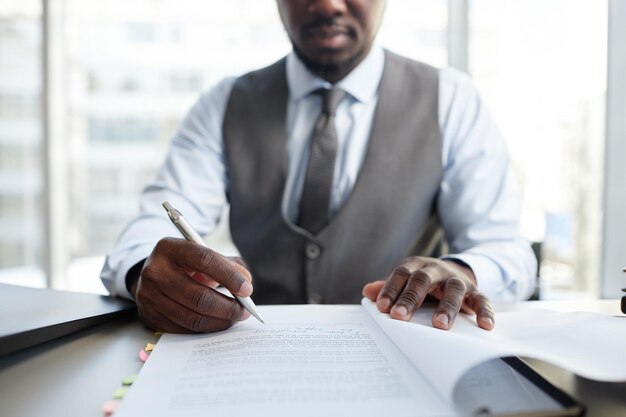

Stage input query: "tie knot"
[{"left": 319, "top": 88, "right": 346, "bottom": 115}]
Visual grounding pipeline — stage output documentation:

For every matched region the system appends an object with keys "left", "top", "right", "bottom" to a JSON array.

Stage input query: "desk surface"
[{"left": 0, "top": 300, "right": 624, "bottom": 417}]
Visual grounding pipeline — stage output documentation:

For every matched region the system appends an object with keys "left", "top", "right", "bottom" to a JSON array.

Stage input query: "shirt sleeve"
[
  {"left": 100, "top": 77, "right": 236, "bottom": 299},
  {"left": 437, "top": 67, "right": 537, "bottom": 302}
]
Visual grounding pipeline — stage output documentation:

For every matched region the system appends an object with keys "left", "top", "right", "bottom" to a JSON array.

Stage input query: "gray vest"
[{"left": 223, "top": 50, "right": 442, "bottom": 305}]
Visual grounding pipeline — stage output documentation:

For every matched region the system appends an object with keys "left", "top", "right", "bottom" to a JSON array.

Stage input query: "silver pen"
[{"left": 162, "top": 201, "right": 265, "bottom": 323}]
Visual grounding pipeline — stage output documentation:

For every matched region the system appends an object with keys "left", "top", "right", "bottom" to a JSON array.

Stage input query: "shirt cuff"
[{"left": 112, "top": 245, "right": 154, "bottom": 300}]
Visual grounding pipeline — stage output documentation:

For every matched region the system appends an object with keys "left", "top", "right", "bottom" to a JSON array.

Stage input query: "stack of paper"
[{"left": 114, "top": 299, "right": 626, "bottom": 417}]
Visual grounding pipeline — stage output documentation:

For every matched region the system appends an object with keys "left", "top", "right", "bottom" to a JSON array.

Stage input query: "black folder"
[{"left": 0, "top": 283, "right": 135, "bottom": 356}]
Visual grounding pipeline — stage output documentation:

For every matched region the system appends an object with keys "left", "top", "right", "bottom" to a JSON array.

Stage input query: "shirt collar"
[{"left": 286, "top": 45, "right": 385, "bottom": 104}]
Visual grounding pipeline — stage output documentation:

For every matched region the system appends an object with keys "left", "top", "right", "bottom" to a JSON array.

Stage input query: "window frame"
[
  {"left": 601, "top": 0, "right": 626, "bottom": 298},
  {"left": 42, "top": 0, "right": 68, "bottom": 288}
]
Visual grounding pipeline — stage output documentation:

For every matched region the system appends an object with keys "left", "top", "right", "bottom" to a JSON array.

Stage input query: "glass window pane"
[
  {"left": 0, "top": 1, "right": 45, "bottom": 287},
  {"left": 378, "top": 0, "right": 448, "bottom": 67},
  {"left": 469, "top": 0, "right": 608, "bottom": 298}
]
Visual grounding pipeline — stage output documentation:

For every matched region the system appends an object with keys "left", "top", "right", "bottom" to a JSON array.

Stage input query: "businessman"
[{"left": 101, "top": 0, "right": 536, "bottom": 334}]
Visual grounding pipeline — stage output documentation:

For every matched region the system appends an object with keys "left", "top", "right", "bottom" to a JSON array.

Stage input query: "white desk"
[{"left": 0, "top": 300, "right": 624, "bottom": 417}]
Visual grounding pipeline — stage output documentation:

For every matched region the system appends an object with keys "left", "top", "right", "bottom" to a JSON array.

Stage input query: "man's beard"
[{"left": 292, "top": 44, "right": 365, "bottom": 83}]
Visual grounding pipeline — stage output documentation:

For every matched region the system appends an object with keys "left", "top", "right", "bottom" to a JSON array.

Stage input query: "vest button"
[
  {"left": 305, "top": 242, "right": 321, "bottom": 260},
  {"left": 308, "top": 293, "right": 322, "bottom": 304}
]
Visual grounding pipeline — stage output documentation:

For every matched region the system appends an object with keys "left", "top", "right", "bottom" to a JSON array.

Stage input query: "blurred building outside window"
[
  {"left": 0, "top": 1, "right": 44, "bottom": 287},
  {"left": 469, "top": 0, "right": 607, "bottom": 299}
]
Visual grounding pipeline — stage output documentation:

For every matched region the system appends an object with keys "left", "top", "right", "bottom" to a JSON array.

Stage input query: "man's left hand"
[{"left": 362, "top": 257, "right": 495, "bottom": 331}]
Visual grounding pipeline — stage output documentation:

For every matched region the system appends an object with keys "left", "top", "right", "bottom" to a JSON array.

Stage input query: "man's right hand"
[{"left": 130, "top": 237, "right": 253, "bottom": 333}]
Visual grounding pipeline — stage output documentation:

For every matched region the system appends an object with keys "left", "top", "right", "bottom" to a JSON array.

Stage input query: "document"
[
  {"left": 364, "top": 300, "right": 626, "bottom": 401},
  {"left": 115, "top": 300, "right": 626, "bottom": 417}
]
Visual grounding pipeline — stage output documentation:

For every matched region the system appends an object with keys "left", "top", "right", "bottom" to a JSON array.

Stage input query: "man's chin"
[{"left": 294, "top": 46, "right": 363, "bottom": 82}]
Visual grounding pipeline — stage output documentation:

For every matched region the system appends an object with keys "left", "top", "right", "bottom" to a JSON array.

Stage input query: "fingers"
[
  {"left": 389, "top": 265, "right": 443, "bottom": 320},
  {"left": 136, "top": 273, "right": 249, "bottom": 332},
  {"left": 140, "top": 308, "right": 189, "bottom": 334},
  {"left": 158, "top": 291, "right": 242, "bottom": 332},
  {"left": 370, "top": 257, "right": 495, "bottom": 331},
  {"left": 432, "top": 278, "right": 466, "bottom": 330},
  {"left": 230, "top": 261, "right": 252, "bottom": 284},
  {"left": 362, "top": 280, "right": 385, "bottom": 301},
  {"left": 375, "top": 260, "right": 444, "bottom": 320},
  {"left": 465, "top": 290, "right": 495, "bottom": 330},
  {"left": 139, "top": 296, "right": 237, "bottom": 334},
  {"left": 141, "top": 259, "right": 250, "bottom": 321},
  {"left": 156, "top": 238, "right": 252, "bottom": 297},
  {"left": 134, "top": 237, "right": 255, "bottom": 334},
  {"left": 189, "top": 272, "right": 219, "bottom": 288},
  {"left": 228, "top": 256, "right": 251, "bottom": 275},
  {"left": 189, "top": 258, "right": 252, "bottom": 288},
  {"left": 375, "top": 258, "right": 424, "bottom": 312},
  {"left": 136, "top": 266, "right": 249, "bottom": 324}
]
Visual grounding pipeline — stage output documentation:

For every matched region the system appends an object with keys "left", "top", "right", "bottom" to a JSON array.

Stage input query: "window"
[
  {"left": 0, "top": 1, "right": 44, "bottom": 284},
  {"left": 469, "top": 0, "right": 608, "bottom": 298},
  {"left": 88, "top": 117, "right": 160, "bottom": 143},
  {"left": 0, "top": 95, "right": 40, "bottom": 119},
  {"left": 378, "top": 0, "right": 448, "bottom": 66}
]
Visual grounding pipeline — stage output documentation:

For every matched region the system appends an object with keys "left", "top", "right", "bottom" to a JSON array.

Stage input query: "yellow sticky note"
[
  {"left": 122, "top": 374, "right": 137, "bottom": 386},
  {"left": 113, "top": 387, "right": 129, "bottom": 399},
  {"left": 145, "top": 342, "right": 156, "bottom": 352}
]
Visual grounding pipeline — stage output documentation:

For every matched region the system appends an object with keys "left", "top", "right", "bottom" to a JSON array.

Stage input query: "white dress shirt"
[{"left": 101, "top": 46, "right": 536, "bottom": 302}]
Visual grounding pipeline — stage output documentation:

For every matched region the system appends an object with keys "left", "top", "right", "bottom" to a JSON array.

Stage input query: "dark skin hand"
[
  {"left": 130, "top": 237, "right": 253, "bottom": 333},
  {"left": 131, "top": 240, "right": 493, "bottom": 332},
  {"left": 363, "top": 257, "right": 495, "bottom": 330}
]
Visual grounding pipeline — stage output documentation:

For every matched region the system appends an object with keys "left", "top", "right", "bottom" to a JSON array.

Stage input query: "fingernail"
[
  {"left": 482, "top": 316, "right": 494, "bottom": 327},
  {"left": 377, "top": 298, "right": 390, "bottom": 311},
  {"left": 239, "top": 281, "right": 253, "bottom": 296},
  {"left": 435, "top": 313, "right": 449, "bottom": 326},
  {"left": 241, "top": 310, "right": 251, "bottom": 320},
  {"left": 391, "top": 305, "right": 409, "bottom": 318}
]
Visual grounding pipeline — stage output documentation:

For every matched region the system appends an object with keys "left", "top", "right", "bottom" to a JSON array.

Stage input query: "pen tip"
[{"left": 162, "top": 201, "right": 172, "bottom": 211}]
